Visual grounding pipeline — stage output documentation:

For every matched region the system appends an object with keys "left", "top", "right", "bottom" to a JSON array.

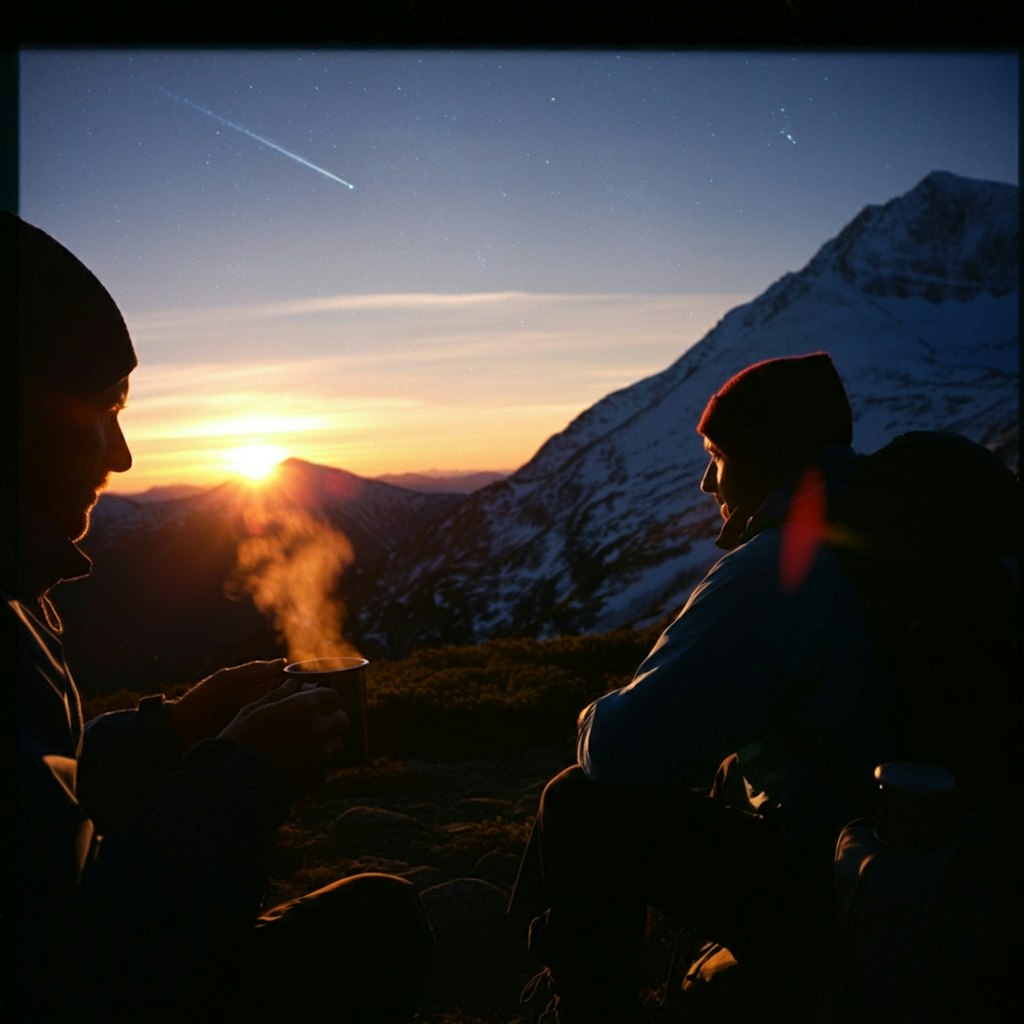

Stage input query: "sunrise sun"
[{"left": 227, "top": 444, "right": 287, "bottom": 482}]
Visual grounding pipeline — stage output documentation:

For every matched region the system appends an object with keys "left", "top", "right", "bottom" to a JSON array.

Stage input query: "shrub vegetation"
[{"left": 82, "top": 625, "right": 663, "bottom": 761}]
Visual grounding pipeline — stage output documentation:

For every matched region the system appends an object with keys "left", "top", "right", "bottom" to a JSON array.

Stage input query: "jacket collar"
[{"left": 715, "top": 445, "right": 860, "bottom": 551}]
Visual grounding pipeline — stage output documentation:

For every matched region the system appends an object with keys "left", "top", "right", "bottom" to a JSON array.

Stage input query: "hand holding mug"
[{"left": 220, "top": 677, "right": 349, "bottom": 794}]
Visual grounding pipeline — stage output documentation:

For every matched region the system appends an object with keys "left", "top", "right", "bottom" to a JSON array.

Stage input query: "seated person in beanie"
[
  {"left": 509, "top": 353, "right": 898, "bottom": 1022},
  {"left": 6, "top": 212, "right": 432, "bottom": 1022}
]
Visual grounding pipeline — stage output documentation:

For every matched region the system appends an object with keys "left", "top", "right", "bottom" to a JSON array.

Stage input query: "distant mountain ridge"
[
  {"left": 116, "top": 469, "right": 507, "bottom": 502},
  {"left": 372, "top": 470, "right": 509, "bottom": 494},
  {"left": 60, "top": 460, "right": 461, "bottom": 694},
  {"left": 60, "top": 171, "right": 1018, "bottom": 694},
  {"left": 119, "top": 483, "right": 207, "bottom": 504}
]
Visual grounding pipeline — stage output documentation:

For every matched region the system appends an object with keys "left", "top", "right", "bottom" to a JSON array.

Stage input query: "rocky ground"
[{"left": 264, "top": 744, "right": 582, "bottom": 1023}]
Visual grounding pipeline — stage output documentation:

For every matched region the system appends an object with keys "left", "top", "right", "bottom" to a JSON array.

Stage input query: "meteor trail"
[{"left": 159, "top": 85, "right": 355, "bottom": 189}]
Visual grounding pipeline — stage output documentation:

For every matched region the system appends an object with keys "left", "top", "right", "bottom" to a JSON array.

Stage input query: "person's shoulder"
[
  {"left": 684, "top": 529, "right": 787, "bottom": 616},
  {"left": 709, "top": 526, "right": 785, "bottom": 576},
  {"left": 701, "top": 523, "right": 852, "bottom": 608}
]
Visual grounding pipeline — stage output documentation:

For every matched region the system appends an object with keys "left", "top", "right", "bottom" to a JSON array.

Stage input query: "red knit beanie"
[{"left": 697, "top": 352, "right": 852, "bottom": 466}]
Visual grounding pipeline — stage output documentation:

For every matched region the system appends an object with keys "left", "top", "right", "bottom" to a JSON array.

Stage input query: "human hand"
[
  {"left": 219, "top": 678, "right": 349, "bottom": 794},
  {"left": 171, "top": 659, "right": 287, "bottom": 746}
]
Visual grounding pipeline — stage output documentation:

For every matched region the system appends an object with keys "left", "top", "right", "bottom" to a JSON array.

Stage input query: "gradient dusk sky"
[{"left": 17, "top": 49, "right": 1018, "bottom": 493}]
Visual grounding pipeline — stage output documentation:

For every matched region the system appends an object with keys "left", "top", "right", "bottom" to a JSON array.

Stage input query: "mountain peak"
[{"left": 804, "top": 171, "right": 1018, "bottom": 301}]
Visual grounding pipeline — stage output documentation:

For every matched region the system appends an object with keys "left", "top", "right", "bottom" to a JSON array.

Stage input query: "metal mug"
[{"left": 284, "top": 656, "right": 369, "bottom": 767}]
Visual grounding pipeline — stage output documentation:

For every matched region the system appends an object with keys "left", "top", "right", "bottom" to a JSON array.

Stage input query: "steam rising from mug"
[{"left": 228, "top": 501, "right": 358, "bottom": 662}]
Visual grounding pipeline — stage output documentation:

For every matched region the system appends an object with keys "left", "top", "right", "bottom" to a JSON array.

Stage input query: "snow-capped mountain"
[
  {"left": 60, "top": 171, "right": 1018, "bottom": 692},
  {"left": 352, "top": 171, "right": 1019, "bottom": 657}
]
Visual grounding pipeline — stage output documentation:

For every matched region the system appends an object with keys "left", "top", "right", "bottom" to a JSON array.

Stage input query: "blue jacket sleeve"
[{"left": 576, "top": 531, "right": 806, "bottom": 787}]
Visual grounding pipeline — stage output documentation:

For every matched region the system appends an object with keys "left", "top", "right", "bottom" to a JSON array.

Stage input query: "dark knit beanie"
[
  {"left": 697, "top": 352, "right": 852, "bottom": 466},
  {"left": 3, "top": 211, "right": 137, "bottom": 394}
]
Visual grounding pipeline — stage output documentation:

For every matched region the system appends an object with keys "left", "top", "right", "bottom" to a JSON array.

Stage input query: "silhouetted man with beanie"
[
  {"left": 6, "top": 212, "right": 432, "bottom": 1021},
  {"left": 510, "top": 353, "right": 897, "bottom": 1022}
]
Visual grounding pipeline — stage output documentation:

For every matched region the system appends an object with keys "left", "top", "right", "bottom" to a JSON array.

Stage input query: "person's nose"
[
  {"left": 106, "top": 418, "right": 133, "bottom": 473},
  {"left": 700, "top": 459, "right": 717, "bottom": 494}
]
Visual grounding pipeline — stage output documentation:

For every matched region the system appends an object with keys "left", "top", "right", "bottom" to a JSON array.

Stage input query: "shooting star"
[{"left": 158, "top": 85, "right": 355, "bottom": 189}]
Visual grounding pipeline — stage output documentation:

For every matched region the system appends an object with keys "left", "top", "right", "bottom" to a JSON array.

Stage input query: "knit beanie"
[
  {"left": 4, "top": 211, "right": 137, "bottom": 394},
  {"left": 697, "top": 352, "right": 852, "bottom": 467}
]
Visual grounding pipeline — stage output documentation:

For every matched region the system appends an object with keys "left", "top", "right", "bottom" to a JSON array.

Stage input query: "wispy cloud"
[
  {"left": 114, "top": 291, "right": 749, "bottom": 491},
  {"left": 131, "top": 290, "right": 542, "bottom": 332},
  {"left": 127, "top": 291, "right": 747, "bottom": 404}
]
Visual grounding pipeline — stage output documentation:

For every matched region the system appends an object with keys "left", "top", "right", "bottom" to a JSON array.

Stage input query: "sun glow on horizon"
[{"left": 226, "top": 444, "right": 288, "bottom": 482}]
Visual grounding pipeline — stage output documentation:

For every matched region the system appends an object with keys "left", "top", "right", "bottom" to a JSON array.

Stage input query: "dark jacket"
[{"left": 13, "top": 509, "right": 293, "bottom": 1016}]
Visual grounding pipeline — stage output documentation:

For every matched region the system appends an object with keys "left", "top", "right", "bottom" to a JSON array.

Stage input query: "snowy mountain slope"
[{"left": 352, "top": 172, "right": 1019, "bottom": 657}]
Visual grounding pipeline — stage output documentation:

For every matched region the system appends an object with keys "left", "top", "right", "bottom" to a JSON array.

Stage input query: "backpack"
[
  {"left": 818, "top": 433, "right": 1019, "bottom": 1021},
  {"left": 823, "top": 808, "right": 1002, "bottom": 1023},
  {"left": 827, "top": 430, "right": 1020, "bottom": 835}
]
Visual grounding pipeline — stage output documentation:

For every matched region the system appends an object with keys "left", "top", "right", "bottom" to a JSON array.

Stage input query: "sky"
[{"left": 17, "top": 49, "right": 1019, "bottom": 494}]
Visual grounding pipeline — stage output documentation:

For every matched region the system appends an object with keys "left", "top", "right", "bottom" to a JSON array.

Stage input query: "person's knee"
[
  {"left": 539, "top": 764, "right": 588, "bottom": 818},
  {"left": 539, "top": 763, "right": 621, "bottom": 833},
  {"left": 259, "top": 871, "right": 432, "bottom": 953},
  {"left": 253, "top": 873, "right": 433, "bottom": 1021},
  {"left": 330, "top": 873, "right": 431, "bottom": 944},
  {"left": 329, "top": 870, "right": 417, "bottom": 909}
]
